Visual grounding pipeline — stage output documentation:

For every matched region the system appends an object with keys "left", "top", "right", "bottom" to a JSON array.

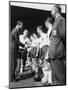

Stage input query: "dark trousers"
[
  {"left": 21, "top": 49, "right": 27, "bottom": 71},
  {"left": 50, "top": 57, "right": 66, "bottom": 85},
  {"left": 10, "top": 47, "right": 18, "bottom": 82}
]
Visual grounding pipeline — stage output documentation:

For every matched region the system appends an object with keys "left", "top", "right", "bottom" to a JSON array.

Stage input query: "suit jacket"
[
  {"left": 10, "top": 27, "right": 24, "bottom": 49},
  {"left": 49, "top": 15, "right": 65, "bottom": 59}
]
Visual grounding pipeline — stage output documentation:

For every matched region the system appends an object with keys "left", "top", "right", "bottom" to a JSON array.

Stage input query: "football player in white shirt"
[
  {"left": 33, "top": 26, "right": 50, "bottom": 81},
  {"left": 19, "top": 29, "right": 30, "bottom": 72},
  {"left": 37, "top": 26, "right": 50, "bottom": 48},
  {"left": 28, "top": 33, "right": 40, "bottom": 71},
  {"left": 37, "top": 26, "right": 49, "bottom": 63},
  {"left": 30, "top": 33, "right": 39, "bottom": 47},
  {"left": 41, "top": 17, "right": 53, "bottom": 85},
  {"left": 19, "top": 29, "right": 30, "bottom": 49},
  {"left": 45, "top": 17, "right": 53, "bottom": 39}
]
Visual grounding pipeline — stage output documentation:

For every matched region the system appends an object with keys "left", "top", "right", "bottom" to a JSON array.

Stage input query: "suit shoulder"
[
  {"left": 11, "top": 28, "right": 16, "bottom": 35},
  {"left": 57, "top": 16, "right": 65, "bottom": 25},
  {"left": 59, "top": 16, "right": 65, "bottom": 22}
]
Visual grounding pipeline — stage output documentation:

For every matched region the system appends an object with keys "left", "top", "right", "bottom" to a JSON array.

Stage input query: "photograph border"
[{"left": 9, "top": 1, "right": 67, "bottom": 89}]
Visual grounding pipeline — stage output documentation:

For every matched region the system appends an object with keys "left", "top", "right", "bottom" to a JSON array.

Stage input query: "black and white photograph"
[{"left": 9, "top": 1, "right": 66, "bottom": 89}]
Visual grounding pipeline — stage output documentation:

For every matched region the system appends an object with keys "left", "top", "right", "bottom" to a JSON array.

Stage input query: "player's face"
[
  {"left": 45, "top": 21, "right": 48, "bottom": 28},
  {"left": 37, "top": 28, "right": 41, "bottom": 35},
  {"left": 23, "top": 30, "right": 28, "bottom": 36},
  {"left": 30, "top": 36, "right": 33, "bottom": 41},
  {"left": 33, "top": 34, "right": 37, "bottom": 39},
  {"left": 18, "top": 24, "right": 23, "bottom": 29}
]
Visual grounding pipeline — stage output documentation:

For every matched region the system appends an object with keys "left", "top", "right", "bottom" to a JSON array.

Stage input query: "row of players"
[{"left": 17, "top": 17, "right": 53, "bottom": 85}]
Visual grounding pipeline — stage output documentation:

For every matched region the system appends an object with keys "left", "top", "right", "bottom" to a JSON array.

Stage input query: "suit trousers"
[
  {"left": 10, "top": 47, "right": 18, "bottom": 82},
  {"left": 50, "top": 57, "right": 66, "bottom": 85}
]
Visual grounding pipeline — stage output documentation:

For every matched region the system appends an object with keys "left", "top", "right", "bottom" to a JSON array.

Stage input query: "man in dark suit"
[
  {"left": 49, "top": 5, "right": 66, "bottom": 85},
  {"left": 10, "top": 21, "right": 24, "bottom": 82}
]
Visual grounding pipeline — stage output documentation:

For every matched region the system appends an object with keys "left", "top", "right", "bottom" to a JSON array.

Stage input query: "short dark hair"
[
  {"left": 17, "top": 21, "right": 23, "bottom": 26},
  {"left": 45, "top": 17, "right": 52, "bottom": 24},
  {"left": 54, "top": 4, "right": 61, "bottom": 13},
  {"left": 37, "top": 25, "right": 43, "bottom": 31}
]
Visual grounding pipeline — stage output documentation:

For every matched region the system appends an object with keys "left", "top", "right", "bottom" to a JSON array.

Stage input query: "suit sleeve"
[
  {"left": 58, "top": 18, "right": 66, "bottom": 44},
  {"left": 15, "top": 33, "right": 25, "bottom": 47}
]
